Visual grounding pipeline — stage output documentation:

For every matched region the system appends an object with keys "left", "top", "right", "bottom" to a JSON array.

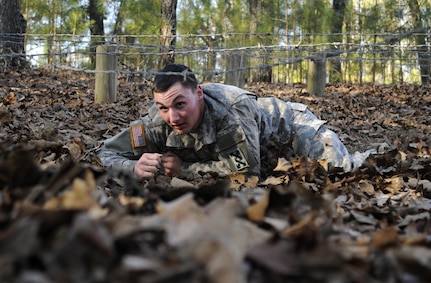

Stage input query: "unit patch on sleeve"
[
  {"left": 228, "top": 148, "right": 249, "bottom": 171},
  {"left": 130, "top": 124, "right": 146, "bottom": 148}
]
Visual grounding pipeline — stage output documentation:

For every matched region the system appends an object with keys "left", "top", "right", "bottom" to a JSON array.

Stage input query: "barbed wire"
[
  {"left": 2, "top": 30, "right": 430, "bottom": 37},
  {"left": 1, "top": 32, "right": 430, "bottom": 84}
]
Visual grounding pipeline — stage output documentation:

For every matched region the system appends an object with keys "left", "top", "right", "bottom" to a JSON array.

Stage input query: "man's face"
[{"left": 153, "top": 82, "right": 204, "bottom": 135}]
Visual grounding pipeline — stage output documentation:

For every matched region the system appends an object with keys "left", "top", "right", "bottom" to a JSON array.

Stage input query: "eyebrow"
[{"left": 155, "top": 95, "right": 185, "bottom": 107}]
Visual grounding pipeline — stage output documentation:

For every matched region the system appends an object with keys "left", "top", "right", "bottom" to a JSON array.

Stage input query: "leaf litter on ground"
[{"left": 0, "top": 68, "right": 431, "bottom": 282}]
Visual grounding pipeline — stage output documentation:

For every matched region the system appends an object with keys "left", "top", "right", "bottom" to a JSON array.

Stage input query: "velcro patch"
[
  {"left": 130, "top": 124, "right": 146, "bottom": 148},
  {"left": 228, "top": 148, "right": 249, "bottom": 171}
]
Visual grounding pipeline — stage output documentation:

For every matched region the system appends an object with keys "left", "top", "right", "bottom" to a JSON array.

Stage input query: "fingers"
[
  {"left": 134, "top": 152, "right": 183, "bottom": 179},
  {"left": 134, "top": 153, "right": 162, "bottom": 179},
  {"left": 161, "top": 152, "right": 182, "bottom": 177}
]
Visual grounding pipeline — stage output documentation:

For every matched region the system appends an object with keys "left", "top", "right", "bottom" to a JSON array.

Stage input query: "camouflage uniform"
[{"left": 97, "top": 83, "right": 373, "bottom": 180}]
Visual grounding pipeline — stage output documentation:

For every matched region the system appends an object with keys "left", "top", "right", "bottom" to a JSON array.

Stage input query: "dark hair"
[{"left": 153, "top": 64, "right": 199, "bottom": 93}]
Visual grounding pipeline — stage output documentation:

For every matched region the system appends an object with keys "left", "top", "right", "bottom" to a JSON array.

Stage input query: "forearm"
[{"left": 96, "top": 146, "right": 138, "bottom": 173}]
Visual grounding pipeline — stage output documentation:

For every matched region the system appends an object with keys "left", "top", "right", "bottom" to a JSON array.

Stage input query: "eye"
[
  {"left": 175, "top": 102, "right": 186, "bottom": 109},
  {"left": 158, "top": 106, "right": 168, "bottom": 112}
]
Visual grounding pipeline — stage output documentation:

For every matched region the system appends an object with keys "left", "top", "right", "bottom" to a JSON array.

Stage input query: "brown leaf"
[
  {"left": 152, "top": 194, "right": 266, "bottom": 283},
  {"left": 383, "top": 176, "right": 405, "bottom": 194},
  {"left": 7, "top": 92, "right": 17, "bottom": 103},
  {"left": 43, "top": 170, "right": 107, "bottom": 218},
  {"left": 259, "top": 175, "right": 287, "bottom": 186},
  {"left": 66, "top": 141, "right": 82, "bottom": 160},
  {"left": 370, "top": 226, "right": 399, "bottom": 248},
  {"left": 283, "top": 211, "right": 318, "bottom": 237},
  {"left": 247, "top": 191, "right": 269, "bottom": 222},
  {"left": 228, "top": 173, "right": 245, "bottom": 191},
  {"left": 273, "top": 157, "right": 291, "bottom": 172},
  {"left": 118, "top": 194, "right": 145, "bottom": 208},
  {"left": 358, "top": 179, "right": 375, "bottom": 196}
]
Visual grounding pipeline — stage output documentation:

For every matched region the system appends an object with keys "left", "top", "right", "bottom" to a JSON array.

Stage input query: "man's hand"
[
  {"left": 161, "top": 151, "right": 182, "bottom": 177},
  {"left": 134, "top": 153, "right": 163, "bottom": 179},
  {"left": 134, "top": 152, "right": 183, "bottom": 179}
]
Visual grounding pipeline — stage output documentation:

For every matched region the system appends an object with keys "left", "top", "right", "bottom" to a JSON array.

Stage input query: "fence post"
[
  {"left": 225, "top": 53, "right": 245, "bottom": 87},
  {"left": 307, "top": 53, "right": 327, "bottom": 96},
  {"left": 95, "top": 45, "right": 117, "bottom": 103}
]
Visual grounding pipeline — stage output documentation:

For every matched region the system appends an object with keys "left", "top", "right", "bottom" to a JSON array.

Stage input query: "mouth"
[{"left": 171, "top": 123, "right": 185, "bottom": 131}]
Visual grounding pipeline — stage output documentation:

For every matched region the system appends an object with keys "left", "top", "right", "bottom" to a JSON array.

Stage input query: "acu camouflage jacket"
[{"left": 96, "top": 83, "right": 364, "bottom": 180}]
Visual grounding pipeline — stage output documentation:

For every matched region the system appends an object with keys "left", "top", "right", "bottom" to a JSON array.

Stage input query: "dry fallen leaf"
[
  {"left": 43, "top": 169, "right": 107, "bottom": 218},
  {"left": 118, "top": 194, "right": 145, "bottom": 208},
  {"left": 260, "top": 175, "right": 287, "bottom": 186},
  {"left": 1, "top": 69, "right": 431, "bottom": 283},
  {"left": 358, "top": 179, "right": 375, "bottom": 196},
  {"left": 370, "top": 226, "right": 399, "bottom": 248},
  {"left": 273, "top": 157, "right": 292, "bottom": 172},
  {"left": 66, "top": 141, "right": 82, "bottom": 160},
  {"left": 247, "top": 191, "right": 269, "bottom": 222}
]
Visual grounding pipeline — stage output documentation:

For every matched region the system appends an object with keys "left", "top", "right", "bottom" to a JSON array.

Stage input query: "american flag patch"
[{"left": 130, "top": 124, "right": 146, "bottom": 148}]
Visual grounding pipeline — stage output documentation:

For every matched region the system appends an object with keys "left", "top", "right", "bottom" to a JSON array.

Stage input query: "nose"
[{"left": 168, "top": 109, "right": 179, "bottom": 123}]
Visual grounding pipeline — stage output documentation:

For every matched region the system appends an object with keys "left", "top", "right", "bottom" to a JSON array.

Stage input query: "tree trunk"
[
  {"left": 329, "top": 0, "right": 346, "bottom": 83},
  {"left": 0, "top": 0, "right": 27, "bottom": 70},
  {"left": 248, "top": 0, "right": 272, "bottom": 83},
  {"left": 249, "top": 0, "right": 258, "bottom": 35},
  {"left": 407, "top": 0, "right": 430, "bottom": 84},
  {"left": 88, "top": 0, "right": 105, "bottom": 69},
  {"left": 158, "top": 0, "right": 177, "bottom": 70}
]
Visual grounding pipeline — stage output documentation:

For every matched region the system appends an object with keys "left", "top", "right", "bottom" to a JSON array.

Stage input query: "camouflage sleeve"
[
  {"left": 96, "top": 127, "right": 139, "bottom": 173},
  {"left": 179, "top": 95, "right": 261, "bottom": 180}
]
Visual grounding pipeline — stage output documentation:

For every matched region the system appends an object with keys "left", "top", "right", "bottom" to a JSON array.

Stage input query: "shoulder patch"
[
  {"left": 228, "top": 147, "right": 249, "bottom": 171},
  {"left": 130, "top": 124, "right": 146, "bottom": 148}
]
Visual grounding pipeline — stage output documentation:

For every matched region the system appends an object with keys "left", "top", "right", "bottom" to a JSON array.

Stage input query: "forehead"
[{"left": 154, "top": 82, "right": 194, "bottom": 104}]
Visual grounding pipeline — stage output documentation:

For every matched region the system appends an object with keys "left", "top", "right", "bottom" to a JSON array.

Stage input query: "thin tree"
[
  {"left": 406, "top": 0, "right": 430, "bottom": 85},
  {"left": 0, "top": 0, "right": 27, "bottom": 70},
  {"left": 88, "top": 0, "right": 105, "bottom": 69},
  {"left": 329, "top": 0, "right": 347, "bottom": 83},
  {"left": 159, "top": 0, "right": 177, "bottom": 69},
  {"left": 249, "top": 0, "right": 272, "bottom": 83}
]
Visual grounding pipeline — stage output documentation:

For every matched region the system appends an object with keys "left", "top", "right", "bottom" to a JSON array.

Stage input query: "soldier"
[{"left": 96, "top": 64, "right": 374, "bottom": 180}]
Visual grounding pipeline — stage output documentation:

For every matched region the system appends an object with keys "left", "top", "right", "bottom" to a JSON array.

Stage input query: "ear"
[{"left": 195, "top": 85, "right": 204, "bottom": 99}]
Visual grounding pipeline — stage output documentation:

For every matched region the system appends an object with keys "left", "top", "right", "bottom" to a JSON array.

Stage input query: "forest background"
[{"left": 0, "top": 0, "right": 430, "bottom": 85}]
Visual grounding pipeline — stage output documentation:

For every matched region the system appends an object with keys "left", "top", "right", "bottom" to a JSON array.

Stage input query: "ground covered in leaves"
[{"left": 0, "top": 68, "right": 430, "bottom": 283}]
